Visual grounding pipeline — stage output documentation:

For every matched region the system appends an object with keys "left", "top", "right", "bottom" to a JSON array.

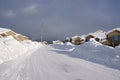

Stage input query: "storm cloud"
[{"left": 0, "top": 0, "right": 120, "bottom": 41}]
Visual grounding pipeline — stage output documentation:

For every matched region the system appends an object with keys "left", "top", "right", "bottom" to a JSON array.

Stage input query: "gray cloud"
[
  {"left": 0, "top": 0, "right": 120, "bottom": 41},
  {"left": 21, "top": 4, "right": 41, "bottom": 15},
  {"left": 0, "top": 10, "right": 16, "bottom": 18}
]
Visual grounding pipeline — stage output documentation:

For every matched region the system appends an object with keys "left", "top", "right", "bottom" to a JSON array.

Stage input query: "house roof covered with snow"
[
  {"left": 88, "top": 30, "right": 106, "bottom": 39},
  {"left": 80, "top": 35, "right": 87, "bottom": 39},
  {"left": 0, "top": 27, "right": 11, "bottom": 34},
  {"left": 72, "top": 36, "right": 80, "bottom": 39},
  {"left": 107, "top": 28, "right": 120, "bottom": 34}
]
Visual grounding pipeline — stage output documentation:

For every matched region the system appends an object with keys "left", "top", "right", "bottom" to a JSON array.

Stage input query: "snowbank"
[
  {"left": 21, "top": 40, "right": 41, "bottom": 49},
  {"left": 115, "top": 45, "right": 120, "bottom": 58},
  {"left": 52, "top": 39, "right": 120, "bottom": 70},
  {"left": 0, "top": 27, "right": 10, "bottom": 34},
  {"left": 0, "top": 36, "right": 41, "bottom": 64},
  {"left": 65, "top": 42, "right": 74, "bottom": 46}
]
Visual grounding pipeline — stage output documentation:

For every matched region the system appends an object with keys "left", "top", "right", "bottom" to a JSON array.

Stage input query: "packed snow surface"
[
  {"left": 0, "top": 45, "right": 120, "bottom": 80},
  {"left": 0, "top": 37, "right": 120, "bottom": 80}
]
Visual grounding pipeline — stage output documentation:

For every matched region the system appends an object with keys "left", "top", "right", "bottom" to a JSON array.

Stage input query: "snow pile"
[
  {"left": 82, "top": 38, "right": 103, "bottom": 47},
  {"left": 0, "top": 36, "right": 40, "bottom": 64},
  {"left": 115, "top": 45, "right": 120, "bottom": 58},
  {"left": 51, "top": 42, "right": 74, "bottom": 51},
  {"left": 21, "top": 40, "right": 41, "bottom": 49},
  {"left": 65, "top": 42, "right": 74, "bottom": 46},
  {"left": 52, "top": 39, "right": 120, "bottom": 70}
]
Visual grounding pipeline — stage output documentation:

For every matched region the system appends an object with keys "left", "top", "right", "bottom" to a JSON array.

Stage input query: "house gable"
[
  {"left": 71, "top": 36, "right": 81, "bottom": 45},
  {"left": 107, "top": 30, "right": 120, "bottom": 38},
  {"left": 85, "top": 35, "right": 94, "bottom": 41},
  {"left": 106, "top": 29, "right": 120, "bottom": 47}
]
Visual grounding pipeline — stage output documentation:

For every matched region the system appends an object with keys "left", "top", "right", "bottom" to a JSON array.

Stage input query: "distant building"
[
  {"left": 85, "top": 34, "right": 94, "bottom": 42},
  {"left": 53, "top": 40, "right": 64, "bottom": 45},
  {"left": 0, "top": 27, "right": 28, "bottom": 41},
  {"left": 102, "top": 28, "right": 120, "bottom": 47},
  {"left": 85, "top": 30, "right": 106, "bottom": 42},
  {"left": 67, "top": 28, "right": 120, "bottom": 47},
  {"left": 41, "top": 41, "right": 48, "bottom": 45},
  {"left": 71, "top": 36, "right": 81, "bottom": 45},
  {"left": 65, "top": 37, "right": 72, "bottom": 42},
  {"left": 101, "top": 39, "right": 110, "bottom": 46},
  {"left": 71, "top": 30, "right": 106, "bottom": 45}
]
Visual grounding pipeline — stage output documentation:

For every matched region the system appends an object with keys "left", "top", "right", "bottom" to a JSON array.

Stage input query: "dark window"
[{"left": 111, "top": 35, "right": 120, "bottom": 41}]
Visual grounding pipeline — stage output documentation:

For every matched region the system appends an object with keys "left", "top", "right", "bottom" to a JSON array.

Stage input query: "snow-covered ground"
[
  {"left": 0, "top": 37, "right": 120, "bottom": 80},
  {"left": 0, "top": 45, "right": 120, "bottom": 80},
  {"left": 52, "top": 39, "right": 120, "bottom": 70}
]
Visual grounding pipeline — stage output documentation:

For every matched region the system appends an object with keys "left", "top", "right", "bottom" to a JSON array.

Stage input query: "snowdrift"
[
  {"left": 52, "top": 39, "right": 120, "bottom": 70},
  {"left": 0, "top": 36, "right": 41, "bottom": 64}
]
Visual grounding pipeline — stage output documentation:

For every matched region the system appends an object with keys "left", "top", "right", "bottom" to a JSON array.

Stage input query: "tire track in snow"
[
  {"left": 0, "top": 45, "right": 120, "bottom": 80},
  {"left": 0, "top": 47, "right": 40, "bottom": 80}
]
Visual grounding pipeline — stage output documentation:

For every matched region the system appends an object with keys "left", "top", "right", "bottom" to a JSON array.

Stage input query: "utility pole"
[{"left": 40, "top": 21, "right": 44, "bottom": 42}]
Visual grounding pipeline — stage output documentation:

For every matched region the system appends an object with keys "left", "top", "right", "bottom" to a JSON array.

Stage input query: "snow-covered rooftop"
[
  {"left": 80, "top": 35, "right": 87, "bottom": 39},
  {"left": 107, "top": 28, "right": 120, "bottom": 34},
  {"left": 89, "top": 30, "right": 106, "bottom": 39},
  {"left": 0, "top": 27, "right": 11, "bottom": 34}
]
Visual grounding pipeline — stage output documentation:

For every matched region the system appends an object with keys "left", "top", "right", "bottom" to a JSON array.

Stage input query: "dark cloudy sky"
[{"left": 0, "top": 0, "right": 120, "bottom": 41}]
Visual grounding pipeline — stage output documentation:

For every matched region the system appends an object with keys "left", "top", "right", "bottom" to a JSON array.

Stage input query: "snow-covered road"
[{"left": 0, "top": 45, "right": 120, "bottom": 80}]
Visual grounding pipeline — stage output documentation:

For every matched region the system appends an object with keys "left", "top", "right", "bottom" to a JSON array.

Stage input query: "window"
[{"left": 111, "top": 35, "right": 120, "bottom": 41}]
